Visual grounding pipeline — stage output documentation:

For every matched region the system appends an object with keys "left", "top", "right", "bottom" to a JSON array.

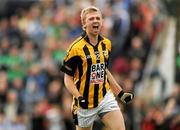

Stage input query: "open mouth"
[{"left": 93, "top": 25, "right": 99, "bottom": 29}]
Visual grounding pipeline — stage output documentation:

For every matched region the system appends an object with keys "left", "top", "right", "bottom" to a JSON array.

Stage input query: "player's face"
[{"left": 84, "top": 11, "right": 103, "bottom": 36}]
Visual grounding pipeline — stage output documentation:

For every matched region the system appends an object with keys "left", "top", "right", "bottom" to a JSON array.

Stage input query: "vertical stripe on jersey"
[
  {"left": 93, "top": 46, "right": 100, "bottom": 108},
  {"left": 82, "top": 45, "right": 92, "bottom": 109},
  {"left": 102, "top": 42, "right": 107, "bottom": 97},
  {"left": 76, "top": 59, "right": 83, "bottom": 90}
]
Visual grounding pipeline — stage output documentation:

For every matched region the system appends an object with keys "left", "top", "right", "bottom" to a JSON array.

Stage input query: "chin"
[{"left": 93, "top": 31, "right": 100, "bottom": 35}]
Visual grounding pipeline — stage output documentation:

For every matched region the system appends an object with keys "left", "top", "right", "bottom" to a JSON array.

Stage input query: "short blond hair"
[{"left": 80, "top": 6, "right": 101, "bottom": 30}]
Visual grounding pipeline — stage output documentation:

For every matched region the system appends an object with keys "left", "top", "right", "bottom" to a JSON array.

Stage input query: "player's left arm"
[{"left": 106, "top": 69, "right": 134, "bottom": 104}]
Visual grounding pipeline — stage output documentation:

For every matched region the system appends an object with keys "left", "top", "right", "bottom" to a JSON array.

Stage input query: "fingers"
[
  {"left": 118, "top": 91, "right": 134, "bottom": 104},
  {"left": 78, "top": 96, "right": 89, "bottom": 109}
]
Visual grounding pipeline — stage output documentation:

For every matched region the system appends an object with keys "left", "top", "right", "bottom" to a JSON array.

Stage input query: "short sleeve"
[{"left": 60, "top": 47, "right": 78, "bottom": 76}]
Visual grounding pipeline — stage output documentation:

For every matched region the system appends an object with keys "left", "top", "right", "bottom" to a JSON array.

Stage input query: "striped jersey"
[{"left": 60, "top": 32, "right": 111, "bottom": 109}]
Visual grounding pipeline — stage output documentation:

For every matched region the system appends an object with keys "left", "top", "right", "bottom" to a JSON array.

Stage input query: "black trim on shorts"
[
  {"left": 98, "top": 111, "right": 109, "bottom": 119},
  {"left": 72, "top": 113, "right": 78, "bottom": 125}
]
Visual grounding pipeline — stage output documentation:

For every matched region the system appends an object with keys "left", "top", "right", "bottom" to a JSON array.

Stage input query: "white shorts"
[{"left": 73, "top": 91, "right": 120, "bottom": 128}]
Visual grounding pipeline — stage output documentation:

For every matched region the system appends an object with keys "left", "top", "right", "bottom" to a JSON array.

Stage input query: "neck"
[{"left": 86, "top": 31, "right": 98, "bottom": 46}]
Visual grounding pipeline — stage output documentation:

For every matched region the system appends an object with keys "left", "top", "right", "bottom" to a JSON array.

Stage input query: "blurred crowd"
[{"left": 0, "top": 0, "right": 179, "bottom": 130}]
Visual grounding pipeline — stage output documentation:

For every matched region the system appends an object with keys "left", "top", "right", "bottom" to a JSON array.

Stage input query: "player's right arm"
[
  {"left": 60, "top": 44, "right": 88, "bottom": 109},
  {"left": 64, "top": 74, "right": 88, "bottom": 109},
  {"left": 64, "top": 74, "right": 81, "bottom": 99},
  {"left": 60, "top": 44, "right": 81, "bottom": 98}
]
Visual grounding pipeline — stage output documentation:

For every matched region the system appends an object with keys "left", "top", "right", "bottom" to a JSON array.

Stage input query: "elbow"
[
  {"left": 64, "top": 74, "right": 69, "bottom": 87},
  {"left": 64, "top": 74, "right": 73, "bottom": 87}
]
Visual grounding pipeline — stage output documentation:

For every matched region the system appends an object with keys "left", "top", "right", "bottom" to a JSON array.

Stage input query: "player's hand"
[
  {"left": 78, "top": 96, "right": 88, "bottom": 109},
  {"left": 118, "top": 90, "right": 134, "bottom": 104}
]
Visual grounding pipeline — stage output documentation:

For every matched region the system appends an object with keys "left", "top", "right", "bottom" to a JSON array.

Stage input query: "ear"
[
  {"left": 82, "top": 20, "right": 86, "bottom": 30},
  {"left": 83, "top": 25, "right": 86, "bottom": 30}
]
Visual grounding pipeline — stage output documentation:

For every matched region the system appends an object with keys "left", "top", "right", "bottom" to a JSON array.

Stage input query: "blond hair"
[{"left": 80, "top": 6, "right": 101, "bottom": 30}]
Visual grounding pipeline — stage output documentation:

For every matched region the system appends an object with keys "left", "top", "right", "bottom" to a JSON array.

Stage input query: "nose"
[
  {"left": 95, "top": 18, "right": 99, "bottom": 22},
  {"left": 93, "top": 19, "right": 99, "bottom": 23}
]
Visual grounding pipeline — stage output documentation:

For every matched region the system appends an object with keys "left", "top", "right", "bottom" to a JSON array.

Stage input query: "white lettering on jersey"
[
  {"left": 94, "top": 51, "right": 100, "bottom": 60},
  {"left": 90, "top": 63, "right": 105, "bottom": 84}
]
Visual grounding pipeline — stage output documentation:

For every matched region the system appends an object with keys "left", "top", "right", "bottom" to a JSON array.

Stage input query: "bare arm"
[
  {"left": 64, "top": 73, "right": 89, "bottom": 109},
  {"left": 106, "top": 69, "right": 134, "bottom": 103},
  {"left": 64, "top": 74, "right": 81, "bottom": 99}
]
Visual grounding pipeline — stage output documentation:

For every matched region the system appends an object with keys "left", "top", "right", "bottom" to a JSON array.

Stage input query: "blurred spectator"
[
  {"left": 20, "top": 40, "right": 38, "bottom": 63},
  {"left": 7, "top": 15, "right": 23, "bottom": 48},
  {"left": 40, "top": 48, "right": 57, "bottom": 74},
  {"left": 0, "top": 36, "right": 10, "bottom": 55},
  {"left": 0, "top": 68, "right": 8, "bottom": 106},
  {"left": 23, "top": 80, "right": 44, "bottom": 114},
  {"left": 110, "top": 0, "right": 131, "bottom": 59},
  {"left": 46, "top": 105, "right": 66, "bottom": 130},
  {"left": 24, "top": 4, "right": 45, "bottom": 47},
  {"left": 129, "top": 57, "right": 143, "bottom": 83},
  {"left": 62, "top": 89, "right": 75, "bottom": 130},
  {"left": 46, "top": 80, "right": 63, "bottom": 105},
  {"left": 7, "top": 46, "right": 24, "bottom": 81},
  {"left": 127, "top": 36, "right": 146, "bottom": 62},
  {"left": 31, "top": 99, "right": 50, "bottom": 130},
  {"left": 0, "top": 18, "right": 9, "bottom": 40},
  {"left": 112, "top": 57, "right": 130, "bottom": 74},
  {"left": 10, "top": 78, "right": 25, "bottom": 109},
  {"left": 26, "top": 63, "right": 48, "bottom": 93},
  {"left": 0, "top": 112, "right": 27, "bottom": 130},
  {"left": 4, "top": 90, "right": 19, "bottom": 122}
]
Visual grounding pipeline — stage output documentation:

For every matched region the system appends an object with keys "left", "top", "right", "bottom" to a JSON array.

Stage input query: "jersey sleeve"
[{"left": 60, "top": 47, "right": 78, "bottom": 76}]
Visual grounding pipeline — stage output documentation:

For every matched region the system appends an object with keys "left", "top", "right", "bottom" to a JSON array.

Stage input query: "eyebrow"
[{"left": 88, "top": 16, "right": 101, "bottom": 20}]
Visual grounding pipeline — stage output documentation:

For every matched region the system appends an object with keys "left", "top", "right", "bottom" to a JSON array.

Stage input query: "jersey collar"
[{"left": 81, "top": 31, "right": 104, "bottom": 47}]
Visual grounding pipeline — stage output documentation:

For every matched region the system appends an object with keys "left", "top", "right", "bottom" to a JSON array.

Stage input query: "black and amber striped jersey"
[{"left": 61, "top": 32, "right": 111, "bottom": 109}]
